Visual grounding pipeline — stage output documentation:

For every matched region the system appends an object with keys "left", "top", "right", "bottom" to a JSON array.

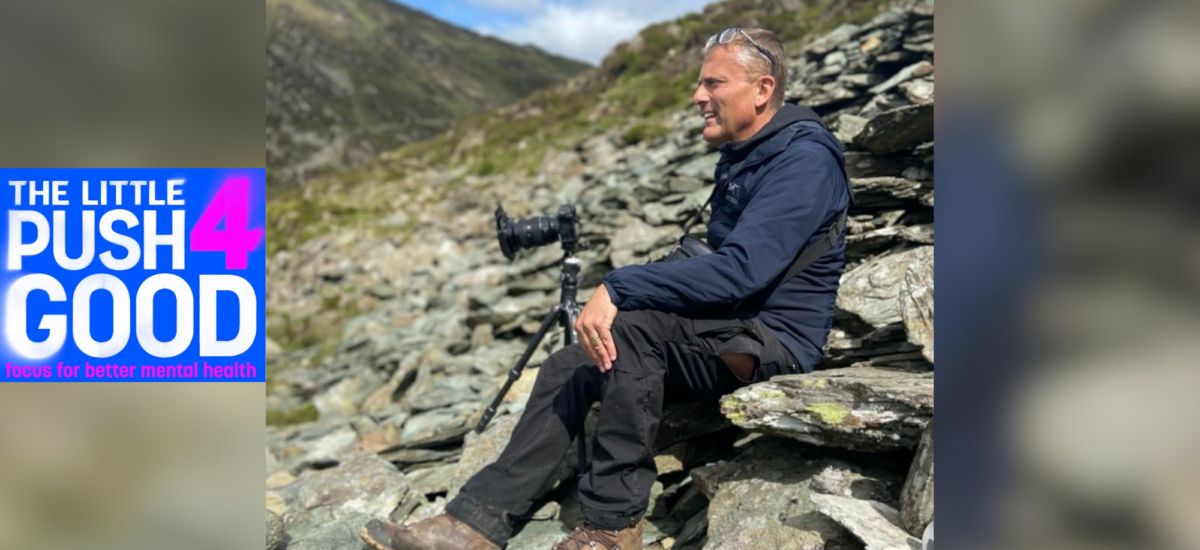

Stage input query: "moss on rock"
[{"left": 804, "top": 402, "right": 851, "bottom": 426}]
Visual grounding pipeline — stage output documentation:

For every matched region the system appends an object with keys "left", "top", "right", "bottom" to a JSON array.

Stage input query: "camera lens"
[
  {"left": 495, "top": 204, "right": 578, "bottom": 260},
  {"left": 509, "top": 215, "right": 559, "bottom": 250},
  {"left": 496, "top": 207, "right": 560, "bottom": 260}
]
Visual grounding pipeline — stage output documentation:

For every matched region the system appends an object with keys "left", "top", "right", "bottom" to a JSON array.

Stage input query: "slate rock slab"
[{"left": 721, "top": 367, "right": 933, "bottom": 452}]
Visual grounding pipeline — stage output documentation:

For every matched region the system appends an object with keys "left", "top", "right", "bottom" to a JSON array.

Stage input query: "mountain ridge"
[{"left": 266, "top": 0, "right": 590, "bottom": 185}]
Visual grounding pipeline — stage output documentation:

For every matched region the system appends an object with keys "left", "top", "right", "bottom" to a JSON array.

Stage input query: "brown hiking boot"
[
  {"left": 551, "top": 518, "right": 646, "bottom": 550},
  {"left": 358, "top": 513, "right": 500, "bottom": 550}
]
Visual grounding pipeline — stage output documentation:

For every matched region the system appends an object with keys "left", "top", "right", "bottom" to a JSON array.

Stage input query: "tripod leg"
[
  {"left": 562, "top": 301, "right": 582, "bottom": 347},
  {"left": 475, "top": 305, "right": 563, "bottom": 434}
]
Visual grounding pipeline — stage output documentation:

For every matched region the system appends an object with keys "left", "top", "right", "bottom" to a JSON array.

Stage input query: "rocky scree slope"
[
  {"left": 265, "top": 1, "right": 934, "bottom": 549},
  {"left": 266, "top": 0, "right": 589, "bottom": 186}
]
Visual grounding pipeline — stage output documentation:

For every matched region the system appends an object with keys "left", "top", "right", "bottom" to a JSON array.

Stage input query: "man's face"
[{"left": 692, "top": 46, "right": 767, "bottom": 145}]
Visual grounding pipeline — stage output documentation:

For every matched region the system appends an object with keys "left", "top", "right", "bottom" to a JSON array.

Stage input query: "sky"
[{"left": 391, "top": 0, "right": 716, "bottom": 65}]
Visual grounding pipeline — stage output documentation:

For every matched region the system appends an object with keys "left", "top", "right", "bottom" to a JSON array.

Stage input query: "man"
[{"left": 360, "top": 27, "right": 850, "bottom": 550}]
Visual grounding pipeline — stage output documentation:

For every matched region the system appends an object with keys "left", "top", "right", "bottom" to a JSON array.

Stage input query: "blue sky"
[{"left": 390, "top": 0, "right": 715, "bottom": 65}]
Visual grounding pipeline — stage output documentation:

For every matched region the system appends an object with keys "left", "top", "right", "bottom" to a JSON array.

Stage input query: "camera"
[
  {"left": 655, "top": 235, "right": 715, "bottom": 263},
  {"left": 495, "top": 203, "right": 580, "bottom": 260}
]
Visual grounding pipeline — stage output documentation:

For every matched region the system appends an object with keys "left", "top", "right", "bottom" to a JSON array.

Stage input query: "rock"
[
  {"left": 900, "top": 420, "right": 934, "bottom": 535},
  {"left": 811, "top": 494, "right": 919, "bottom": 550},
  {"left": 834, "top": 114, "right": 870, "bottom": 145},
  {"left": 313, "top": 369, "right": 384, "bottom": 417},
  {"left": 367, "top": 283, "right": 396, "bottom": 300},
  {"left": 846, "top": 224, "right": 934, "bottom": 264},
  {"left": 654, "top": 441, "right": 695, "bottom": 475},
  {"left": 869, "top": 61, "right": 934, "bottom": 95},
  {"left": 406, "top": 463, "right": 458, "bottom": 497},
  {"left": 899, "top": 257, "right": 934, "bottom": 363},
  {"left": 267, "top": 471, "right": 298, "bottom": 490},
  {"left": 671, "top": 153, "right": 718, "bottom": 182},
  {"left": 821, "top": 323, "right": 923, "bottom": 370},
  {"left": 823, "top": 51, "right": 847, "bottom": 67},
  {"left": 266, "top": 448, "right": 280, "bottom": 476},
  {"left": 837, "top": 246, "right": 934, "bottom": 328},
  {"left": 398, "top": 403, "right": 475, "bottom": 447},
  {"left": 854, "top": 104, "right": 934, "bottom": 155},
  {"left": 900, "top": 78, "right": 934, "bottom": 105},
  {"left": 809, "top": 465, "right": 896, "bottom": 502},
  {"left": 288, "top": 512, "right": 371, "bottom": 550},
  {"left": 690, "top": 437, "right": 863, "bottom": 550},
  {"left": 838, "top": 73, "right": 882, "bottom": 88},
  {"left": 266, "top": 491, "right": 287, "bottom": 516},
  {"left": 843, "top": 152, "right": 923, "bottom": 179},
  {"left": 278, "top": 425, "right": 358, "bottom": 473},
  {"left": 467, "top": 292, "right": 549, "bottom": 328},
  {"left": 609, "top": 216, "right": 679, "bottom": 267},
  {"left": 318, "top": 265, "right": 347, "bottom": 282},
  {"left": 281, "top": 449, "right": 417, "bottom": 550},
  {"left": 378, "top": 446, "right": 461, "bottom": 467},
  {"left": 403, "top": 496, "right": 447, "bottom": 526},
  {"left": 265, "top": 337, "right": 282, "bottom": 360},
  {"left": 901, "top": 164, "right": 933, "bottom": 183},
  {"left": 405, "top": 371, "right": 482, "bottom": 412},
  {"left": 808, "top": 24, "right": 862, "bottom": 56},
  {"left": 720, "top": 367, "right": 933, "bottom": 452},
  {"left": 470, "top": 323, "right": 495, "bottom": 350},
  {"left": 507, "top": 520, "right": 574, "bottom": 550},
  {"left": 530, "top": 500, "right": 560, "bottom": 520},
  {"left": 667, "top": 176, "right": 706, "bottom": 195},
  {"left": 266, "top": 509, "right": 285, "bottom": 550},
  {"left": 860, "top": 35, "right": 883, "bottom": 53},
  {"left": 361, "top": 361, "right": 418, "bottom": 415},
  {"left": 850, "top": 177, "right": 933, "bottom": 211}
]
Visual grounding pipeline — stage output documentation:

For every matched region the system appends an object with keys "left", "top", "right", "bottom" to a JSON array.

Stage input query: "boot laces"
[{"left": 553, "top": 521, "right": 622, "bottom": 550}]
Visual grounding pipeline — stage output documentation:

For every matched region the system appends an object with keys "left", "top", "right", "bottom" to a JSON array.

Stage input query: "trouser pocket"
[
  {"left": 691, "top": 317, "right": 764, "bottom": 383},
  {"left": 691, "top": 317, "right": 764, "bottom": 354},
  {"left": 691, "top": 317, "right": 799, "bottom": 383}
]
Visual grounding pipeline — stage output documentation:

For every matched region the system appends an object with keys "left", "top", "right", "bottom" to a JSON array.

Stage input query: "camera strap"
[{"left": 733, "top": 143, "right": 853, "bottom": 310}]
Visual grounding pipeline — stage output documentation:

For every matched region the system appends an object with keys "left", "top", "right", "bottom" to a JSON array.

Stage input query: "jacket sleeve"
[{"left": 602, "top": 140, "right": 843, "bottom": 311}]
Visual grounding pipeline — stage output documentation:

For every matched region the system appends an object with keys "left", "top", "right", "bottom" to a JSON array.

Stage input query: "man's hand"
[{"left": 575, "top": 283, "right": 619, "bottom": 371}]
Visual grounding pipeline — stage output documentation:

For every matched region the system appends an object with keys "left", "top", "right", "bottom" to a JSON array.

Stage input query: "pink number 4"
[{"left": 190, "top": 177, "right": 264, "bottom": 269}]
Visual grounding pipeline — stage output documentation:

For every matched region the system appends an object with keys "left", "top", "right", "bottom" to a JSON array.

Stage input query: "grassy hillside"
[{"left": 266, "top": 0, "right": 590, "bottom": 185}]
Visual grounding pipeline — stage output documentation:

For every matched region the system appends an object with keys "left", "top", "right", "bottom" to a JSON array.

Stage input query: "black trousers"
[{"left": 446, "top": 309, "right": 798, "bottom": 547}]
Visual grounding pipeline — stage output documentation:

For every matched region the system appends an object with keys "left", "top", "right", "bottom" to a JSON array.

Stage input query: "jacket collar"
[{"left": 718, "top": 103, "right": 823, "bottom": 171}]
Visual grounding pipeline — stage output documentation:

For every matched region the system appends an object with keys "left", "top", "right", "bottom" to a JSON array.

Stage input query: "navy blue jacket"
[{"left": 603, "top": 104, "right": 850, "bottom": 372}]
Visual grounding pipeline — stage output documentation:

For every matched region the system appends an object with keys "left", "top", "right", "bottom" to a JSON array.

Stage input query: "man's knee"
[
  {"left": 533, "top": 344, "right": 604, "bottom": 400},
  {"left": 536, "top": 344, "right": 590, "bottom": 381}
]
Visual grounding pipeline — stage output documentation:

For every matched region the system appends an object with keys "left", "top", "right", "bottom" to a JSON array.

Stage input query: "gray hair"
[{"left": 703, "top": 28, "right": 787, "bottom": 110}]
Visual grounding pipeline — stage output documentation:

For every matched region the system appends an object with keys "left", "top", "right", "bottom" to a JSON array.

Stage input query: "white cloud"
[
  {"left": 479, "top": 0, "right": 713, "bottom": 65},
  {"left": 465, "top": 0, "right": 543, "bottom": 11}
]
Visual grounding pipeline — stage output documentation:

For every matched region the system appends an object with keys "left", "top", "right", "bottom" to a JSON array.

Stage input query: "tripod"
[
  {"left": 475, "top": 252, "right": 583, "bottom": 433},
  {"left": 474, "top": 252, "right": 592, "bottom": 475}
]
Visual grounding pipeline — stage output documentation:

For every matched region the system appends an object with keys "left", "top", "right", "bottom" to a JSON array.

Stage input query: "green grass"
[
  {"left": 266, "top": 403, "right": 319, "bottom": 426},
  {"left": 621, "top": 121, "right": 672, "bottom": 147}
]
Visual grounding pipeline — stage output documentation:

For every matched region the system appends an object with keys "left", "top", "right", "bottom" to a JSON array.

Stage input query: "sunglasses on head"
[{"left": 705, "top": 27, "right": 777, "bottom": 74}]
